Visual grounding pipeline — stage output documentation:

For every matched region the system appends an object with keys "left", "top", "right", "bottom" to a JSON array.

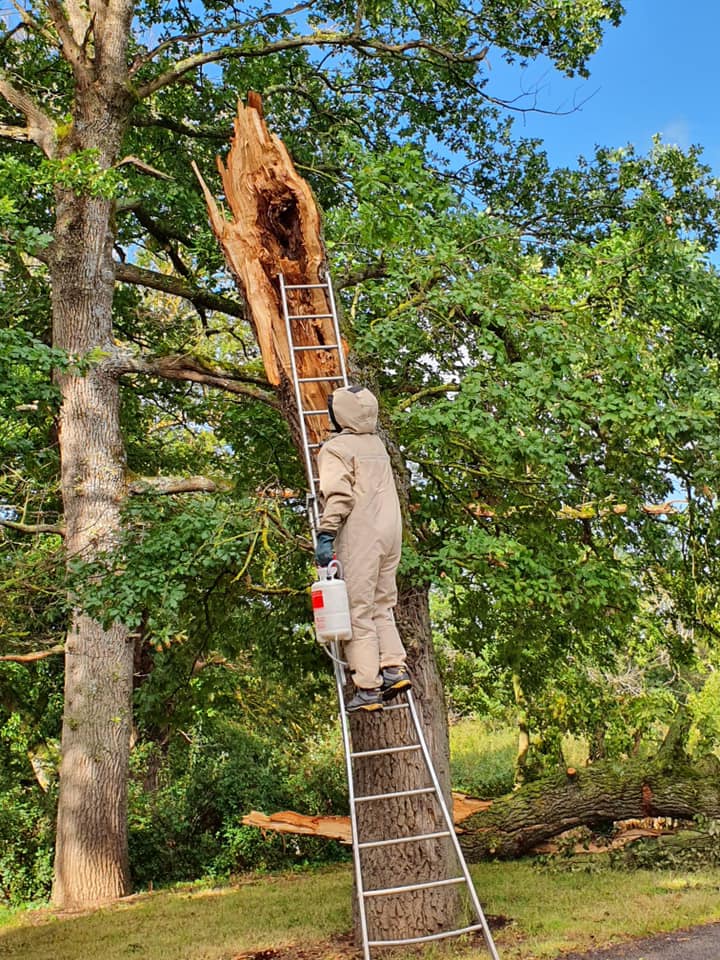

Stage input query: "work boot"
[
  {"left": 381, "top": 667, "right": 412, "bottom": 701},
  {"left": 347, "top": 688, "right": 384, "bottom": 712}
]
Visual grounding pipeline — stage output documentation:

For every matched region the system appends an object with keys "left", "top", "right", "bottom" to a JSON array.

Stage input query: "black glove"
[{"left": 315, "top": 532, "right": 335, "bottom": 567}]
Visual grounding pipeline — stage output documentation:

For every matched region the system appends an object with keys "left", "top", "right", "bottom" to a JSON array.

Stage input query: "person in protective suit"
[{"left": 315, "top": 385, "right": 411, "bottom": 712}]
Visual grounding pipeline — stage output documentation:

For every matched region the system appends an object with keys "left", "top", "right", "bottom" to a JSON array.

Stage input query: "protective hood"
[{"left": 329, "top": 386, "right": 378, "bottom": 434}]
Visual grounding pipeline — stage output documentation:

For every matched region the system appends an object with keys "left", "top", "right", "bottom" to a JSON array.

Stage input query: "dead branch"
[
  {"left": 0, "top": 519, "right": 65, "bottom": 536},
  {"left": 114, "top": 155, "right": 173, "bottom": 180},
  {"left": 128, "top": 475, "right": 231, "bottom": 495},
  {"left": 0, "top": 76, "right": 56, "bottom": 156},
  {"left": 0, "top": 644, "right": 65, "bottom": 662}
]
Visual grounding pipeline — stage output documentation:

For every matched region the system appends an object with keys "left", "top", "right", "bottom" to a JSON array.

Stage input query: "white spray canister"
[{"left": 311, "top": 560, "right": 352, "bottom": 641}]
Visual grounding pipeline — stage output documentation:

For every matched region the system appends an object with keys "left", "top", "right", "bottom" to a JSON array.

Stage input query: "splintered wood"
[
  {"left": 193, "top": 93, "right": 345, "bottom": 448},
  {"left": 241, "top": 793, "right": 493, "bottom": 845}
]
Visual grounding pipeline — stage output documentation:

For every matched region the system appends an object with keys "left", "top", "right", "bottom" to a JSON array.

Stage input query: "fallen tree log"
[
  {"left": 242, "top": 756, "right": 720, "bottom": 862},
  {"left": 459, "top": 753, "right": 720, "bottom": 860}
]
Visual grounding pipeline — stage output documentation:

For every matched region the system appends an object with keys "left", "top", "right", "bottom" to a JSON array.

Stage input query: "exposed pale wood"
[
  {"left": 243, "top": 810, "right": 352, "bottom": 843},
  {"left": 242, "top": 793, "right": 493, "bottom": 845}
]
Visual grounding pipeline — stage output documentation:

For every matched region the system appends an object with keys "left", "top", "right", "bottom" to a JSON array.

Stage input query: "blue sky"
[{"left": 492, "top": 0, "right": 720, "bottom": 176}]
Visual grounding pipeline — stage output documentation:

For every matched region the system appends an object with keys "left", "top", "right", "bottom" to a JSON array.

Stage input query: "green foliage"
[
  {"left": 614, "top": 822, "right": 720, "bottom": 873},
  {"left": 0, "top": 787, "right": 55, "bottom": 906},
  {"left": 0, "top": 663, "right": 61, "bottom": 906},
  {"left": 128, "top": 719, "right": 349, "bottom": 887},
  {"left": 449, "top": 719, "right": 516, "bottom": 797},
  {"left": 687, "top": 671, "right": 720, "bottom": 756}
]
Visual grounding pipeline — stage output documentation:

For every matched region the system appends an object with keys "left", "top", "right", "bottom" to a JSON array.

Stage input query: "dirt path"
[{"left": 559, "top": 921, "right": 720, "bottom": 960}]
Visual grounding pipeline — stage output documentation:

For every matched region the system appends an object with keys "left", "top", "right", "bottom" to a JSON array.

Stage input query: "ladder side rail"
[
  {"left": 279, "top": 274, "right": 320, "bottom": 512},
  {"left": 334, "top": 646, "right": 371, "bottom": 960},
  {"left": 324, "top": 273, "right": 349, "bottom": 385},
  {"left": 405, "top": 691, "right": 501, "bottom": 960}
]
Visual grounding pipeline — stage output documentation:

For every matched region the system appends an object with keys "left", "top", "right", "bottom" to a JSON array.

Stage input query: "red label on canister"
[{"left": 311, "top": 590, "right": 324, "bottom": 609}]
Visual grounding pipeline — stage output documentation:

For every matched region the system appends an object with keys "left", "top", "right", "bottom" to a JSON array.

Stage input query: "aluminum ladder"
[{"left": 279, "top": 272, "right": 501, "bottom": 960}]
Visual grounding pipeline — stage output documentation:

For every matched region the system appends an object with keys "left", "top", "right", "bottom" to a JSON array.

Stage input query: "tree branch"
[
  {"left": 130, "top": 114, "right": 228, "bottom": 142},
  {"left": 128, "top": 2, "right": 312, "bottom": 74},
  {"left": 0, "top": 122, "right": 34, "bottom": 142},
  {"left": 0, "top": 75, "right": 56, "bottom": 156},
  {"left": 4, "top": 4, "right": 54, "bottom": 47},
  {"left": 120, "top": 353, "right": 280, "bottom": 408},
  {"left": 45, "top": 0, "right": 89, "bottom": 76},
  {"left": 397, "top": 383, "right": 460, "bottom": 410},
  {"left": 0, "top": 644, "right": 65, "bottom": 662},
  {"left": 114, "top": 260, "right": 247, "bottom": 319},
  {"left": 31, "top": 246, "right": 247, "bottom": 326},
  {"left": 128, "top": 475, "right": 232, "bottom": 495},
  {"left": 120, "top": 207, "right": 191, "bottom": 278},
  {"left": 0, "top": 518, "right": 65, "bottom": 536},
  {"left": 336, "top": 262, "right": 388, "bottom": 289},
  {"left": 115, "top": 155, "right": 173, "bottom": 180},
  {"left": 135, "top": 33, "right": 489, "bottom": 100}
]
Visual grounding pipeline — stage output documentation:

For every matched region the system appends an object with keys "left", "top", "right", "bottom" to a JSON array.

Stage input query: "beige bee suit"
[{"left": 317, "top": 386, "right": 407, "bottom": 689}]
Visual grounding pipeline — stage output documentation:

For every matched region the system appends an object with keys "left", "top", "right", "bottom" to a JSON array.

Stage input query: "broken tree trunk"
[
  {"left": 193, "top": 91, "right": 340, "bottom": 455},
  {"left": 196, "top": 95, "right": 461, "bottom": 944}
]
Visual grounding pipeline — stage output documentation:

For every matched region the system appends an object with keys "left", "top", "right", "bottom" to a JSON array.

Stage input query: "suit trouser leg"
[
  {"left": 374, "top": 547, "right": 407, "bottom": 669},
  {"left": 341, "top": 548, "right": 383, "bottom": 690}
]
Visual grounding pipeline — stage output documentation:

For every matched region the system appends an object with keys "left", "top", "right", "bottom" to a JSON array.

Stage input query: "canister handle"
[{"left": 326, "top": 559, "right": 343, "bottom": 580}]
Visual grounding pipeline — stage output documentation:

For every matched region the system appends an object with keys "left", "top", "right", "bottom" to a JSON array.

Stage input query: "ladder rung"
[
  {"left": 369, "top": 922, "right": 487, "bottom": 948},
  {"left": 284, "top": 282, "right": 329, "bottom": 290},
  {"left": 355, "top": 786, "right": 435, "bottom": 803},
  {"left": 292, "top": 343, "right": 340, "bottom": 351},
  {"left": 358, "top": 830, "right": 451, "bottom": 850},
  {"left": 288, "top": 313, "right": 333, "bottom": 320},
  {"left": 297, "top": 376, "right": 344, "bottom": 383},
  {"left": 307, "top": 443, "right": 322, "bottom": 449},
  {"left": 383, "top": 701, "right": 409, "bottom": 711},
  {"left": 364, "top": 876, "right": 465, "bottom": 898},
  {"left": 302, "top": 409, "right": 329, "bottom": 416},
  {"left": 350, "top": 743, "right": 421, "bottom": 759}
]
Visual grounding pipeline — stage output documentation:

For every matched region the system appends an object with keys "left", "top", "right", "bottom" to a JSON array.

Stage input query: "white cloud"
[{"left": 659, "top": 118, "right": 691, "bottom": 149}]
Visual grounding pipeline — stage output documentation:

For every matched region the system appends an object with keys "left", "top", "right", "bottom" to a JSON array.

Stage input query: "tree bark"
[
  {"left": 49, "top": 2, "right": 135, "bottom": 908},
  {"left": 459, "top": 753, "right": 720, "bottom": 860},
  {"left": 197, "top": 95, "right": 461, "bottom": 942}
]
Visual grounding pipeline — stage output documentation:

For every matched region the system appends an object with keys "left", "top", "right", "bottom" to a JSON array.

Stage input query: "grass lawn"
[{"left": 1, "top": 861, "right": 720, "bottom": 960}]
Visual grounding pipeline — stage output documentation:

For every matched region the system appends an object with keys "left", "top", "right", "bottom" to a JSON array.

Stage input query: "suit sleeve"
[{"left": 317, "top": 445, "right": 355, "bottom": 534}]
